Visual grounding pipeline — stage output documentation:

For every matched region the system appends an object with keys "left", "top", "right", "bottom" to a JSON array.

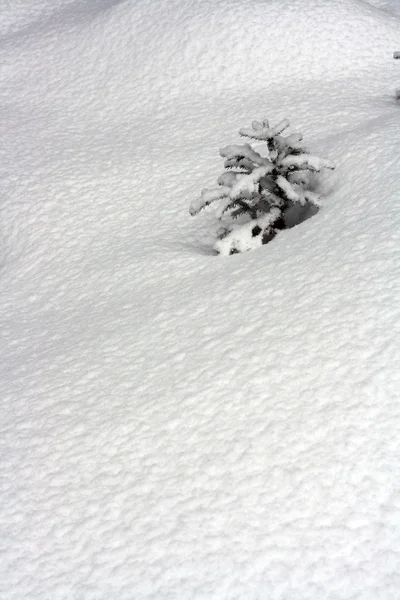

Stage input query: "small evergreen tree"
[{"left": 190, "top": 119, "right": 334, "bottom": 255}]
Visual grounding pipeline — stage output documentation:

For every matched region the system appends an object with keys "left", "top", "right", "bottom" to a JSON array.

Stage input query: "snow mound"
[
  {"left": 1, "top": 0, "right": 399, "bottom": 108},
  {"left": 1, "top": 0, "right": 400, "bottom": 599}
]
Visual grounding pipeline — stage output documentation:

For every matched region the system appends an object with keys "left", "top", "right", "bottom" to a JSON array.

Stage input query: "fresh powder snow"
[{"left": 0, "top": 0, "right": 400, "bottom": 598}]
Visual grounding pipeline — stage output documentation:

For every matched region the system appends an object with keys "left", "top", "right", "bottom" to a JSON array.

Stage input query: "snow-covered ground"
[{"left": 1, "top": 0, "right": 400, "bottom": 598}]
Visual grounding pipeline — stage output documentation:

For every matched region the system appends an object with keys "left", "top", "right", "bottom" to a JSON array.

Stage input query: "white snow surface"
[{"left": 1, "top": 0, "right": 400, "bottom": 598}]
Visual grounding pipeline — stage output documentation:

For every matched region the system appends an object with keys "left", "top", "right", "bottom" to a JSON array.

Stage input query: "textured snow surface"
[{"left": 1, "top": 0, "right": 400, "bottom": 598}]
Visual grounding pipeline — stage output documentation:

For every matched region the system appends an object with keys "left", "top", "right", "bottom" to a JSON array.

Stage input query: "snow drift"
[{"left": 0, "top": 0, "right": 400, "bottom": 598}]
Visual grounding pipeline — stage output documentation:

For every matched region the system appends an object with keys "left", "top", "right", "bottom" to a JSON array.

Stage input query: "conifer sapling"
[{"left": 190, "top": 118, "right": 335, "bottom": 255}]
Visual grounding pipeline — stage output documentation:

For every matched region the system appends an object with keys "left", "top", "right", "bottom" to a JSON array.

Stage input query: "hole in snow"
[{"left": 284, "top": 201, "right": 320, "bottom": 229}]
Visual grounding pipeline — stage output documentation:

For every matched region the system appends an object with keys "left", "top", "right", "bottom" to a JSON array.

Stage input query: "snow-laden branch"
[
  {"left": 280, "top": 154, "right": 335, "bottom": 171},
  {"left": 229, "top": 165, "right": 274, "bottom": 199},
  {"left": 189, "top": 186, "right": 231, "bottom": 216},
  {"left": 220, "top": 143, "right": 271, "bottom": 167},
  {"left": 276, "top": 175, "right": 301, "bottom": 202},
  {"left": 239, "top": 118, "right": 290, "bottom": 140}
]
